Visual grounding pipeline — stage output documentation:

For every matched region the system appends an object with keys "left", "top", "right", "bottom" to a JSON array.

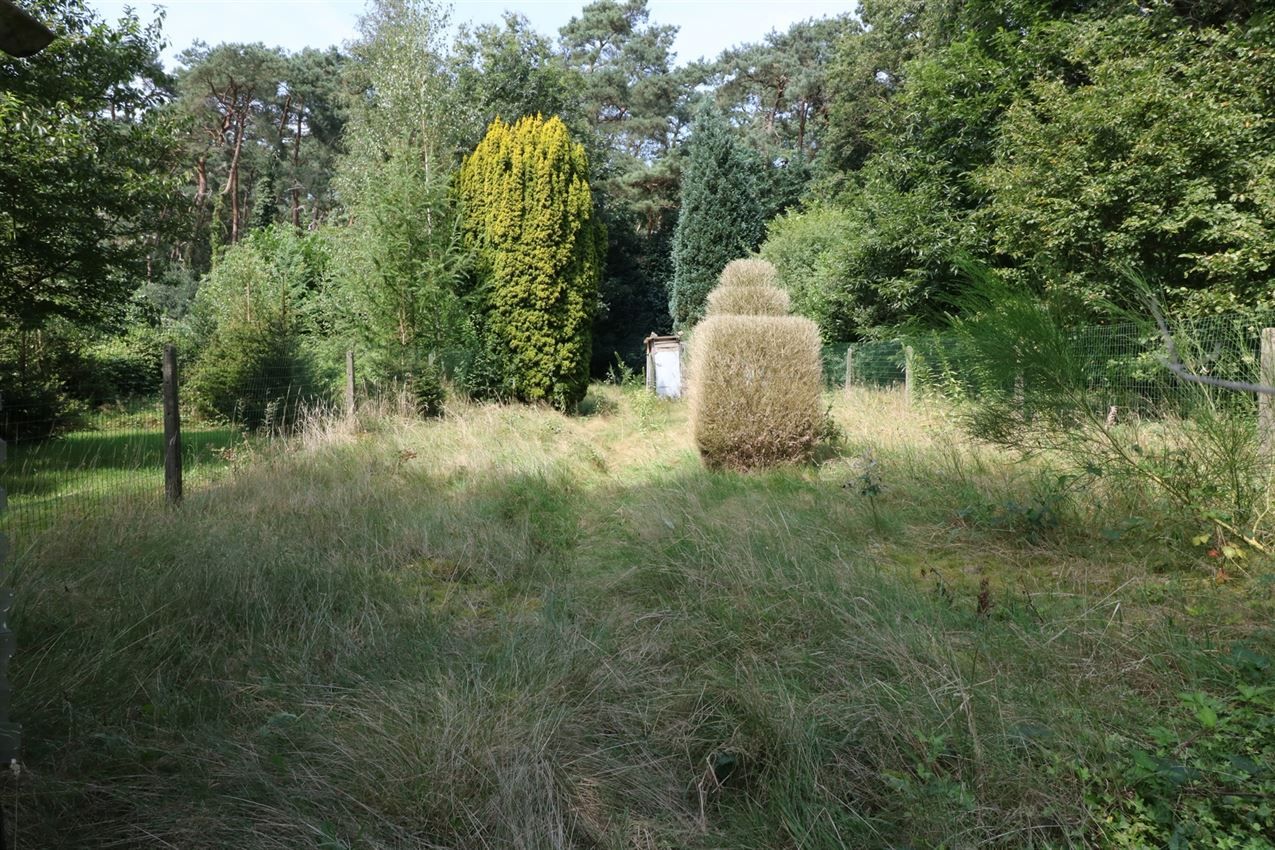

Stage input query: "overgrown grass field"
[{"left": 7, "top": 387, "right": 1274, "bottom": 848}]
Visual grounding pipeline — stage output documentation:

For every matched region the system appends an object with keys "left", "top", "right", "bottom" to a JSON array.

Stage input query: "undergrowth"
[{"left": 4, "top": 385, "right": 1272, "bottom": 848}]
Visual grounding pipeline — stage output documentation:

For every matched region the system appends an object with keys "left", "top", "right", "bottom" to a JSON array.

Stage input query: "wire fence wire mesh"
[
  {"left": 0, "top": 353, "right": 344, "bottom": 544},
  {"left": 833, "top": 315, "right": 1275, "bottom": 416}
]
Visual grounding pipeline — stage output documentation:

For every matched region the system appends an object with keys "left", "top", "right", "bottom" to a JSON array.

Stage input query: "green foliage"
[
  {"left": 458, "top": 115, "right": 605, "bottom": 410},
  {"left": 186, "top": 225, "right": 326, "bottom": 346},
  {"left": 1091, "top": 648, "right": 1275, "bottom": 848},
  {"left": 669, "top": 105, "right": 765, "bottom": 328},
  {"left": 555, "top": 1, "right": 699, "bottom": 372},
  {"left": 0, "top": 0, "right": 179, "bottom": 333},
  {"left": 408, "top": 358, "right": 446, "bottom": 418},
  {"left": 184, "top": 226, "right": 324, "bottom": 429},
  {"left": 980, "top": 15, "right": 1275, "bottom": 317},
  {"left": 924, "top": 264, "right": 1272, "bottom": 549},
  {"left": 762, "top": 203, "right": 856, "bottom": 340},
  {"left": 326, "top": 144, "right": 468, "bottom": 384},
  {"left": 451, "top": 12, "right": 577, "bottom": 145},
  {"left": 186, "top": 317, "right": 317, "bottom": 430},
  {"left": 808, "top": 2, "right": 1275, "bottom": 336}
]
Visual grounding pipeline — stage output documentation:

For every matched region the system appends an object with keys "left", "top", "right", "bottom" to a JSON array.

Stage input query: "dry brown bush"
[
  {"left": 718, "top": 257, "right": 779, "bottom": 290},
  {"left": 688, "top": 314, "right": 823, "bottom": 470},
  {"left": 706, "top": 284, "right": 791, "bottom": 317}
]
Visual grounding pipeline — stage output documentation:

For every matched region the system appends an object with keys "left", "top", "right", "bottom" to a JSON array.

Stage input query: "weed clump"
[{"left": 689, "top": 260, "right": 822, "bottom": 470}]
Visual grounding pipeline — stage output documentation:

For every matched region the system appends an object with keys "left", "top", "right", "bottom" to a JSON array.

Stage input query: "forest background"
[{"left": 2, "top": 0, "right": 1272, "bottom": 428}]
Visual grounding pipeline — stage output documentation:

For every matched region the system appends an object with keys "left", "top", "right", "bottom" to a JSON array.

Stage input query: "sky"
[{"left": 87, "top": 0, "right": 855, "bottom": 69}]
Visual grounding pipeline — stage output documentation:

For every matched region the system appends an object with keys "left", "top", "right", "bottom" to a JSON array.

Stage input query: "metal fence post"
[
  {"left": 904, "top": 344, "right": 916, "bottom": 405},
  {"left": 1260, "top": 329, "right": 1275, "bottom": 460},
  {"left": 162, "top": 345, "right": 183, "bottom": 504}
]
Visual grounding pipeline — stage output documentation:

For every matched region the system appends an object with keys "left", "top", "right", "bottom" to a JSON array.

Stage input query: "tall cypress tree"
[
  {"left": 670, "top": 105, "right": 765, "bottom": 329},
  {"left": 458, "top": 115, "right": 605, "bottom": 409}
]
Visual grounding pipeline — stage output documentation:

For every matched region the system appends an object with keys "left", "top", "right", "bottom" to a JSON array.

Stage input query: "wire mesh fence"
[
  {"left": 832, "top": 313, "right": 1275, "bottom": 421},
  {"left": 6, "top": 317, "right": 1274, "bottom": 554},
  {"left": 0, "top": 349, "right": 347, "bottom": 546}
]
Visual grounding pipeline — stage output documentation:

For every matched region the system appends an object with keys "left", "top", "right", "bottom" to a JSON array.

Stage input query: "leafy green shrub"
[
  {"left": 689, "top": 314, "right": 823, "bottom": 470},
  {"left": 453, "top": 331, "right": 511, "bottom": 403},
  {"left": 760, "top": 203, "right": 859, "bottom": 339},
  {"left": 408, "top": 359, "right": 445, "bottom": 419},
  {"left": 67, "top": 332, "right": 163, "bottom": 405},
  {"left": 706, "top": 285, "right": 791, "bottom": 317},
  {"left": 186, "top": 319, "right": 318, "bottom": 430},
  {"left": 0, "top": 367, "right": 83, "bottom": 442},
  {"left": 1091, "top": 647, "right": 1275, "bottom": 847}
]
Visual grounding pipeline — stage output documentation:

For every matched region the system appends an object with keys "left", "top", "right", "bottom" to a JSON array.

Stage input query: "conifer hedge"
[{"left": 458, "top": 115, "right": 605, "bottom": 409}]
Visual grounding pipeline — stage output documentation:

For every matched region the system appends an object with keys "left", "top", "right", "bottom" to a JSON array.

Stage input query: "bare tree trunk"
[
  {"left": 292, "top": 108, "right": 303, "bottom": 228},
  {"left": 796, "top": 101, "right": 808, "bottom": 162},
  {"left": 225, "top": 109, "right": 247, "bottom": 244}
]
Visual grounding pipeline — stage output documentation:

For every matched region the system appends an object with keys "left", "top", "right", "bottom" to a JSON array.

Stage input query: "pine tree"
[
  {"left": 458, "top": 115, "right": 605, "bottom": 409},
  {"left": 669, "top": 105, "right": 765, "bottom": 329}
]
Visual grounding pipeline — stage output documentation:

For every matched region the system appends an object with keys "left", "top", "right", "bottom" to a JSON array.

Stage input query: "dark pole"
[{"left": 163, "top": 345, "right": 183, "bottom": 504}]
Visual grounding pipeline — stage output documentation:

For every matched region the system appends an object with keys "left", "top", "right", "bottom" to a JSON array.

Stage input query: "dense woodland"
[{"left": 2, "top": 0, "right": 1273, "bottom": 429}]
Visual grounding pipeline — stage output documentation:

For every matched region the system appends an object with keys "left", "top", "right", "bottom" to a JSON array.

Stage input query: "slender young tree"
[{"left": 458, "top": 115, "right": 605, "bottom": 409}]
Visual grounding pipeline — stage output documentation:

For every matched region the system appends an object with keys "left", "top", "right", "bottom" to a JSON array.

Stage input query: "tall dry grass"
[
  {"left": 5, "top": 384, "right": 1267, "bottom": 848},
  {"left": 705, "top": 284, "right": 791, "bottom": 317}
]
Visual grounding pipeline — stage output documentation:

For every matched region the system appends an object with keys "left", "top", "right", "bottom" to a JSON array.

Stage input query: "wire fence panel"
[
  {"left": 830, "top": 313, "right": 1275, "bottom": 419},
  {"left": 0, "top": 352, "right": 346, "bottom": 547}
]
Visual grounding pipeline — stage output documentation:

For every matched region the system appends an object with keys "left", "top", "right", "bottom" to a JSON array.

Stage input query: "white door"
[{"left": 654, "top": 348, "right": 681, "bottom": 398}]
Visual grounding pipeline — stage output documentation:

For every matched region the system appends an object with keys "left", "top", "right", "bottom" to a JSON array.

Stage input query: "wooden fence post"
[
  {"left": 1260, "top": 329, "right": 1275, "bottom": 460},
  {"left": 345, "top": 350, "right": 356, "bottom": 417},
  {"left": 844, "top": 345, "right": 855, "bottom": 391},
  {"left": 0, "top": 431, "right": 20, "bottom": 770},
  {"left": 162, "top": 345, "right": 182, "bottom": 504},
  {"left": 904, "top": 344, "right": 916, "bottom": 406}
]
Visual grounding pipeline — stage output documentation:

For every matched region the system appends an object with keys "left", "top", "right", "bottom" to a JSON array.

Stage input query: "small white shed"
[{"left": 644, "top": 334, "right": 685, "bottom": 399}]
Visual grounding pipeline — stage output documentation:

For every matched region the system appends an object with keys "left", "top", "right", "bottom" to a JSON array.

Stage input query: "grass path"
[{"left": 7, "top": 386, "right": 1273, "bottom": 848}]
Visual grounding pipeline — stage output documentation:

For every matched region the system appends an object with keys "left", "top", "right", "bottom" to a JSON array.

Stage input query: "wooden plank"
[{"left": 163, "top": 345, "right": 183, "bottom": 504}]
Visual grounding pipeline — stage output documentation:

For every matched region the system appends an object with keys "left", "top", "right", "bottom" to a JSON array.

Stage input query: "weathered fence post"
[
  {"left": 1260, "top": 329, "right": 1275, "bottom": 460},
  {"left": 904, "top": 344, "right": 916, "bottom": 406},
  {"left": 844, "top": 345, "right": 855, "bottom": 391},
  {"left": 162, "top": 345, "right": 182, "bottom": 504},
  {"left": 0, "top": 434, "right": 20, "bottom": 774},
  {"left": 345, "top": 350, "right": 357, "bottom": 417}
]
